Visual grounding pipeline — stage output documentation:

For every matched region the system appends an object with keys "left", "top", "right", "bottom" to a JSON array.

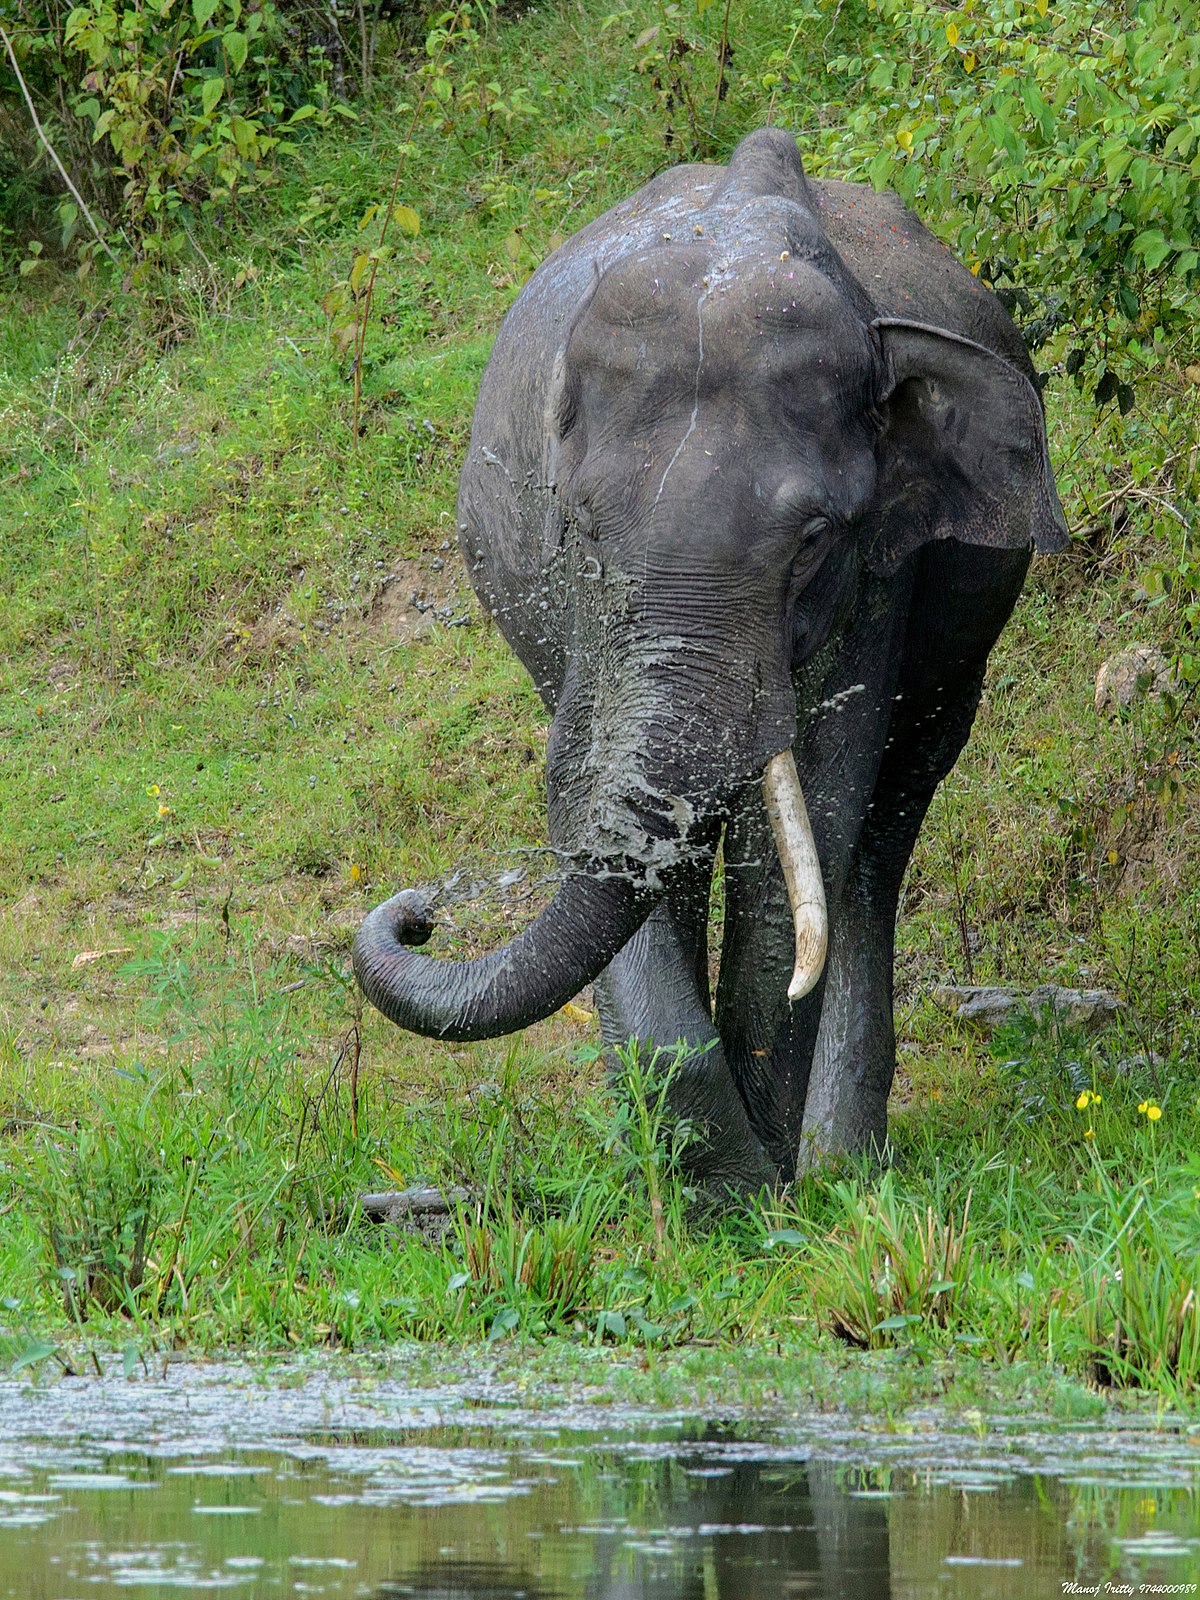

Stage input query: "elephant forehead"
[{"left": 571, "top": 247, "right": 871, "bottom": 391}]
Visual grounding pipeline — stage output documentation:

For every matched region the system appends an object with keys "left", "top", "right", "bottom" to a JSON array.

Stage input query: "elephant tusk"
[{"left": 762, "top": 749, "right": 828, "bottom": 1003}]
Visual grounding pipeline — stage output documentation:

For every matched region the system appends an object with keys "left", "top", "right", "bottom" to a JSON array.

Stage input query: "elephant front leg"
[
  {"left": 794, "top": 849, "right": 900, "bottom": 1170},
  {"left": 798, "top": 543, "right": 1028, "bottom": 1169},
  {"left": 797, "top": 667, "right": 991, "bottom": 1169},
  {"left": 716, "top": 571, "right": 913, "bottom": 1179},
  {"left": 593, "top": 854, "right": 779, "bottom": 1197}
]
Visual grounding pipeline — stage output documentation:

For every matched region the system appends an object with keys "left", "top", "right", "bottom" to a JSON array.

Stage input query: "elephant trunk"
[
  {"left": 353, "top": 749, "right": 826, "bottom": 1039},
  {"left": 354, "top": 593, "right": 829, "bottom": 1040},
  {"left": 352, "top": 871, "right": 659, "bottom": 1042}
]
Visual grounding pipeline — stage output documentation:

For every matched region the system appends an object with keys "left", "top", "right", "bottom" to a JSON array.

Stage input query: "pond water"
[{"left": 1, "top": 1362, "right": 1198, "bottom": 1597}]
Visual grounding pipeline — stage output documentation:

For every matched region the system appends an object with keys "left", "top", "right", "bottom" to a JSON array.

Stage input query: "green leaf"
[
  {"left": 873, "top": 1313, "right": 922, "bottom": 1333},
  {"left": 392, "top": 204, "right": 420, "bottom": 238},
  {"left": 597, "top": 1308, "right": 626, "bottom": 1339},
  {"left": 446, "top": 1272, "right": 469, "bottom": 1292},
  {"left": 1133, "top": 228, "right": 1171, "bottom": 268},
  {"left": 193, "top": 0, "right": 218, "bottom": 26},
  {"left": 487, "top": 1307, "right": 519, "bottom": 1342},
  {"left": 348, "top": 252, "right": 370, "bottom": 293},
  {"left": 11, "top": 1339, "right": 57, "bottom": 1373},
  {"left": 229, "top": 113, "right": 257, "bottom": 159},
  {"left": 224, "top": 29, "right": 248, "bottom": 73},
  {"left": 630, "top": 1310, "right": 665, "bottom": 1340},
  {"left": 765, "top": 1228, "right": 805, "bottom": 1249},
  {"left": 201, "top": 76, "right": 224, "bottom": 115}
]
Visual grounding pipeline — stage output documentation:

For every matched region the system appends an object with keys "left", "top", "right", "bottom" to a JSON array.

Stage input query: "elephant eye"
[{"left": 790, "top": 514, "right": 830, "bottom": 552}]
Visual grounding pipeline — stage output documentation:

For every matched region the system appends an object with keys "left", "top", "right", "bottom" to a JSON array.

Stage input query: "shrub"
[
  {"left": 780, "top": 0, "right": 1200, "bottom": 405},
  {"left": 0, "top": 0, "right": 349, "bottom": 263}
]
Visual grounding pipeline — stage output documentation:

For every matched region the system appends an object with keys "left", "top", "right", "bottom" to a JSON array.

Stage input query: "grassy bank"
[{"left": 1, "top": 0, "right": 1198, "bottom": 1407}]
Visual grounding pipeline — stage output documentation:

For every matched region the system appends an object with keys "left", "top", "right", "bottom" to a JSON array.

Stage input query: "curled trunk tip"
[{"left": 352, "top": 872, "right": 662, "bottom": 1042}]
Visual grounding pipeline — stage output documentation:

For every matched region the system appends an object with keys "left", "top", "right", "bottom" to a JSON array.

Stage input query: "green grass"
[{"left": 1, "top": 0, "right": 1199, "bottom": 1411}]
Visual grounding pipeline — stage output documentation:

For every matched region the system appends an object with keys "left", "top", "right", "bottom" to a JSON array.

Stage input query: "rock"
[
  {"left": 1095, "top": 646, "right": 1176, "bottom": 714},
  {"left": 934, "top": 984, "right": 1126, "bottom": 1034},
  {"left": 1114, "top": 1051, "right": 1166, "bottom": 1080},
  {"left": 359, "top": 1185, "right": 472, "bottom": 1246}
]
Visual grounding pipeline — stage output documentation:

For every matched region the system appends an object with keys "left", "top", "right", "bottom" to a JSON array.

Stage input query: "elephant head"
[{"left": 353, "top": 129, "right": 1067, "bottom": 1045}]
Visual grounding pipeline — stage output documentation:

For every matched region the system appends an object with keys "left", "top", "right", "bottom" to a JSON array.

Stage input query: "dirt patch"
[
  {"left": 9, "top": 893, "right": 42, "bottom": 924},
  {"left": 240, "top": 548, "right": 479, "bottom": 664},
  {"left": 356, "top": 550, "right": 476, "bottom": 644},
  {"left": 245, "top": 605, "right": 304, "bottom": 660}
]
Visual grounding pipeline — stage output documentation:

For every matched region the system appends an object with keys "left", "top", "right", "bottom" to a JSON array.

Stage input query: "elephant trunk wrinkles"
[
  {"left": 551, "top": 612, "right": 799, "bottom": 853},
  {"left": 354, "top": 594, "right": 805, "bottom": 1044},
  {"left": 352, "top": 872, "right": 659, "bottom": 1042}
]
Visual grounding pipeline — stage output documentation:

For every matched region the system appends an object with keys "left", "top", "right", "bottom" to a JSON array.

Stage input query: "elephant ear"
[{"left": 864, "top": 317, "right": 1069, "bottom": 576}]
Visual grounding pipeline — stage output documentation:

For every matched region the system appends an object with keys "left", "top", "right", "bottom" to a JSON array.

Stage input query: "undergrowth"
[{"left": 2, "top": 950, "right": 1200, "bottom": 1408}]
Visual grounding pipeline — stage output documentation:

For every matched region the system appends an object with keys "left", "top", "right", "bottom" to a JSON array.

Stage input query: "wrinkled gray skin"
[{"left": 354, "top": 128, "right": 1067, "bottom": 1193}]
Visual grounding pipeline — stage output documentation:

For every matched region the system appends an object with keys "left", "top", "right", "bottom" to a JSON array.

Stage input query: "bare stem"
[{"left": 0, "top": 23, "right": 119, "bottom": 264}]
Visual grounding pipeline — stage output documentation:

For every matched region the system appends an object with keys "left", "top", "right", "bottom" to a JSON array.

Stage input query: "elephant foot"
[
  {"left": 680, "top": 1125, "right": 781, "bottom": 1201},
  {"left": 595, "top": 893, "right": 780, "bottom": 1203},
  {"left": 611, "top": 1038, "right": 781, "bottom": 1200},
  {"left": 794, "top": 1104, "right": 892, "bottom": 1178}
]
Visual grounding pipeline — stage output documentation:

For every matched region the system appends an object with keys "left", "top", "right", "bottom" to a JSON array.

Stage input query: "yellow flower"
[
  {"left": 350, "top": 863, "right": 363, "bottom": 883},
  {"left": 1083, "top": 1127, "right": 1094, "bottom": 1139},
  {"left": 146, "top": 783, "right": 160, "bottom": 797},
  {"left": 1138, "top": 1100, "right": 1148, "bottom": 1114},
  {"left": 157, "top": 803, "right": 173, "bottom": 817},
  {"left": 1076, "top": 1091, "right": 1090, "bottom": 1110},
  {"left": 1147, "top": 1104, "right": 1162, "bottom": 1122}
]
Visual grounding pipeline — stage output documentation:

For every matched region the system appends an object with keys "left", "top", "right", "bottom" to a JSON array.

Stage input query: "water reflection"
[
  {"left": 376, "top": 1561, "right": 564, "bottom": 1598},
  {"left": 1, "top": 1375, "right": 1198, "bottom": 1598}
]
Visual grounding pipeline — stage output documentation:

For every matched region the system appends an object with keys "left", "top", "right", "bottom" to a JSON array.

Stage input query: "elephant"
[{"left": 353, "top": 127, "right": 1068, "bottom": 1193}]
